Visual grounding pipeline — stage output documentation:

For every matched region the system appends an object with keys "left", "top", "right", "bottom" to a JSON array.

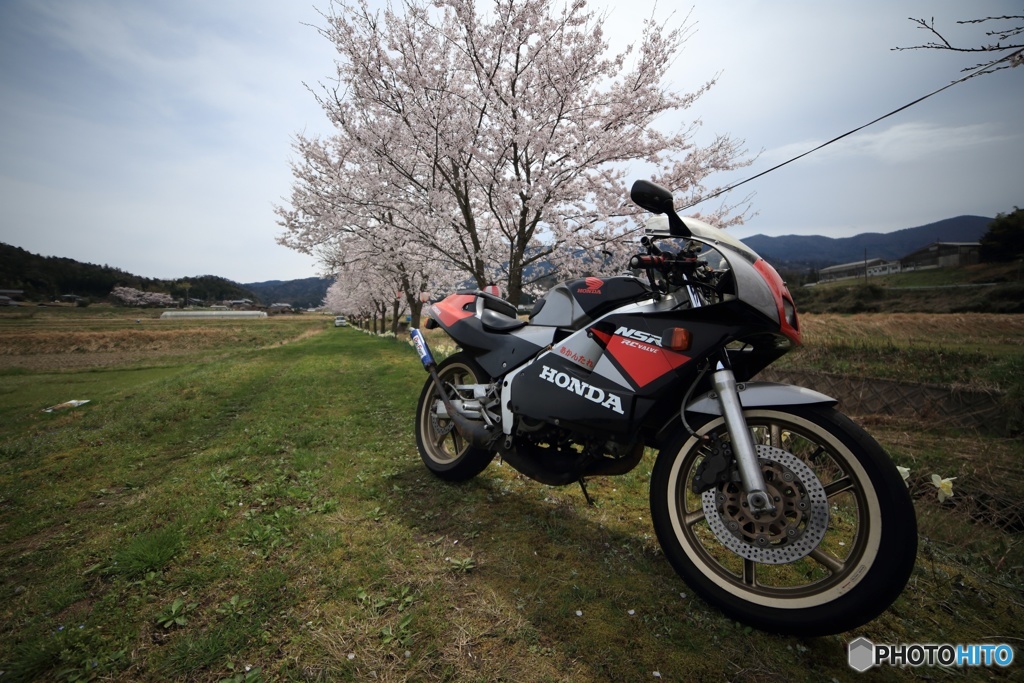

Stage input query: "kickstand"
[{"left": 578, "top": 477, "right": 596, "bottom": 506}]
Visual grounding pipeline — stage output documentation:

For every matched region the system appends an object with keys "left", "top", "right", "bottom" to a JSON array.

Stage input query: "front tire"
[
  {"left": 650, "top": 405, "right": 916, "bottom": 636},
  {"left": 415, "top": 353, "right": 496, "bottom": 481}
]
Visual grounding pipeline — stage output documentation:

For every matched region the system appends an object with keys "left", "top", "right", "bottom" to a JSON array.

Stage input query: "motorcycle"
[{"left": 409, "top": 180, "right": 917, "bottom": 636}]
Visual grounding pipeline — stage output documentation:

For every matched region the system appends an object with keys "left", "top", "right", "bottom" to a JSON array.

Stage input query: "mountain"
[
  {"left": 242, "top": 277, "right": 332, "bottom": 309},
  {"left": 741, "top": 216, "right": 993, "bottom": 271},
  {"left": 0, "top": 243, "right": 255, "bottom": 302},
  {"left": 0, "top": 213, "right": 996, "bottom": 303},
  {"left": 0, "top": 242, "right": 333, "bottom": 307}
]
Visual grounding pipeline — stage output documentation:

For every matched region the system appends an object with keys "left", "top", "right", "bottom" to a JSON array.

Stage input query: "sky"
[{"left": 0, "top": 1, "right": 1021, "bottom": 284}]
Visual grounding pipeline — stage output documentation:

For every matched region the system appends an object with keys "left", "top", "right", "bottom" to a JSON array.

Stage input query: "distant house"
[
  {"left": 900, "top": 242, "right": 980, "bottom": 271},
  {"left": 268, "top": 303, "right": 293, "bottom": 314},
  {"left": 819, "top": 258, "right": 901, "bottom": 283},
  {"left": 225, "top": 298, "right": 255, "bottom": 310},
  {"left": 816, "top": 240, "right": 982, "bottom": 283}
]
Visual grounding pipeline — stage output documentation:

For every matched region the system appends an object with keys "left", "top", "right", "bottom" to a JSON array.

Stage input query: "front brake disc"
[{"left": 701, "top": 444, "right": 830, "bottom": 565}]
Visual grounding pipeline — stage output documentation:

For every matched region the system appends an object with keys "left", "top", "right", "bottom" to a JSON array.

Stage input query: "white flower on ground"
[
  {"left": 896, "top": 466, "right": 910, "bottom": 486},
  {"left": 930, "top": 474, "right": 956, "bottom": 502}
]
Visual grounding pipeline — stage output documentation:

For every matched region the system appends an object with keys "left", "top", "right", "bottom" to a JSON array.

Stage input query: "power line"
[{"left": 677, "top": 47, "right": 1024, "bottom": 213}]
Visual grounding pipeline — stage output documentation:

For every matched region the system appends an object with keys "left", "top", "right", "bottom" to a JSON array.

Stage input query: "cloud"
[
  {"left": 13, "top": 0, "right": 330, "bottom": 139},
  {"left": 0, "top": 0, "right": 332, "bottom": 282},
  {"left": 764, "top": 121, "right": 1013, "bottom": 166},
  {"left": 0, "top": 0, "right": 1020, "bottom": 283}
]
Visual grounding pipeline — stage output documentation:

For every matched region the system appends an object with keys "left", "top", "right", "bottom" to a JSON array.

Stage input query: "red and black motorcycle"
[{"left": 410, "top": 180, "right": 916, "bottom": 635}]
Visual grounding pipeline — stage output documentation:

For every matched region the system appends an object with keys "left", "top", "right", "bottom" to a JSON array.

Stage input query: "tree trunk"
[
  {"left": 404, "top": 291, "right": 425, "bottom": 329},
  {"left": 391, "top": 298, "right": 401, "bottom": 335}
]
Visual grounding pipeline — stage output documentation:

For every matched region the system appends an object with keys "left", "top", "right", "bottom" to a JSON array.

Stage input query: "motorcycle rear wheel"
[
  {"left": 415, "top": 353, "right": 496, "bottom": 481},
  {"left": 650, "top": 405, "right": 917, "bottom": 636}
]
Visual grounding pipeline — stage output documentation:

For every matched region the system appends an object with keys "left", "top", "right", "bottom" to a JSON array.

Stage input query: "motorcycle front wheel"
[
  {"left": 650, "top": 405, "right": 917, "bottom": 636},
  {"left": 415, "top": 353, "right": 496, "bottom": 481}
]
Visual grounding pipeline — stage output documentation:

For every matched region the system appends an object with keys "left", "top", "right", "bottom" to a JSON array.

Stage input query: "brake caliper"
[{"left": 691, "top": 434, "right": 738, "bottom": 494}]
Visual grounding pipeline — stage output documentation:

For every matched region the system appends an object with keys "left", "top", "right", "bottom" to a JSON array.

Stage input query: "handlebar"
[
  {"left": 629, "top": 254, "right": 698, "bottom": 270},
  {"left": 631, "top": 249, "right": 715, "bottom": 300},
  {"left": 629, "top": 254, "right": 666, "bottom": 269}
]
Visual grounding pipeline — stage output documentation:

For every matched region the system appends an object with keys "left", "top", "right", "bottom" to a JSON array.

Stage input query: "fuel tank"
[{"left": 529, "top": 276, "right": 651, "bottom": 330}]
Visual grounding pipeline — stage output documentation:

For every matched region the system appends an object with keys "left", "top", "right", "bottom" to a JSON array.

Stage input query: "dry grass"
[
  {"left": 798, "top": 313, "right": 1024, "bottom": 349},
  {"left": 1, "top": 329, "right": 261, "bottom": 354},
  {"left": 779, "top": 313, "right": 1024, "bottom": 397},
  {"left": 868, "top": 415, "right": 1024, "bottom": 536},
  {"left": 0, "top": 311, "right": 327, "bottom": 371}
]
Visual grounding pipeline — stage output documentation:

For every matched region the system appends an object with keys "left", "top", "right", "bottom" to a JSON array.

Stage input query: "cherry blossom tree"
[
  {"left": 110, "top": 286, "right": 175, "bottom": 308},
  {"left": 278, "top": 0, "right": 751, "bottom": 305},
  {"left": 322, "top": 279, "right": 349, "bottom": 315},
  {"left": 325, "top": 265, "right": 377, "bottom": 328},
  {"left": 324, "top": 254, "right": 417, "bottom": 334},
  {"left": 316, "top": 223, "right": 445, "bottom": 328}
]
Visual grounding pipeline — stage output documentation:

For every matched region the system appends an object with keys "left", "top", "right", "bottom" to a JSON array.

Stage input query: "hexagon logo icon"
[{"left": 848, "top": 637, "right": 876, "bottom": 672}]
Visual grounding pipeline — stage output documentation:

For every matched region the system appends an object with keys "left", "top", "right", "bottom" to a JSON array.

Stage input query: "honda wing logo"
[{"left": 576, "top": 277, "right": 604, "bottom": 294}]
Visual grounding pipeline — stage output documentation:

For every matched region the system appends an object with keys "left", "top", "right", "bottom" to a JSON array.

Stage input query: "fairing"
[
  {"left": 426, "top": 294, "right": 552, "bottom": 378},
  {"left": 507, "top": 299, "right": 786, "bottom": 437},
  {"left": 425, "top": 212, "right": 801, "bottom": 436},
  {"left": 644, "top": 214, "right": 800, "bottom": 346}
]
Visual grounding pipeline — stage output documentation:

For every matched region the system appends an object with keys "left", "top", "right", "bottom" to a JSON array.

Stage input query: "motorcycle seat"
[{"left": 481, "top": 308, "right": 527, "bottom": 332}]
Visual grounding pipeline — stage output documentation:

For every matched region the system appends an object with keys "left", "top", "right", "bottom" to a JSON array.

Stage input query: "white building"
[{"left": 818, "top": 258, "right": 901, "bottom": 283}]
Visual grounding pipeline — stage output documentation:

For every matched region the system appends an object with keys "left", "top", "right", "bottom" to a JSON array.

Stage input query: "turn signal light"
[{"left": 661, "top": 327, "right": 692, "bottom": 351}]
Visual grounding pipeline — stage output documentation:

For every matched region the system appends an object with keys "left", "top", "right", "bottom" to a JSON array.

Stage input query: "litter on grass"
[{"left": 42, "top": 400, "right": 90, "bottom": 413}]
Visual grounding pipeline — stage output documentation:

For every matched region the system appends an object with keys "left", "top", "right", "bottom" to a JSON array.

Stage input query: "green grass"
[
  {"left": 795, "top": 262, "right": 1024, "bottom": 313},
  {"left": 779, "top": 339, "right": 1024, "bottom": 394},
  {"left": 1, "top": 318, "right": 1022, "bottom": 681}
]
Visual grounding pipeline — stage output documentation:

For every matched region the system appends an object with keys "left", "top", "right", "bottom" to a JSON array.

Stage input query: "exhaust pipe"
[{"left": 411, "top": 329, "right": 500, "bottom": 449}]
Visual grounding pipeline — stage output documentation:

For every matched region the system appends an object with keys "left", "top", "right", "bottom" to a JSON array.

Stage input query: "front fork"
[{"left": 712, "top": 361, "right": 776, "bottom": 514}]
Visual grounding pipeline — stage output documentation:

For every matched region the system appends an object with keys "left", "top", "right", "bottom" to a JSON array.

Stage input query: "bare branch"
[{"left": 893, "top": 15, "right": 1024, "bottom": 76}]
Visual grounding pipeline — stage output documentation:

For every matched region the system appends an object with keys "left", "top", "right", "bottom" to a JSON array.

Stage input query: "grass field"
[
  {"left": 779, "top": 313, "right": 1024, "bottom": 396},
  {"left": 1, "top": 308, "right": 1022, "bottom": 681},
  {"left": 793, "top": 261, "right": 1024, "bottom": 314}
]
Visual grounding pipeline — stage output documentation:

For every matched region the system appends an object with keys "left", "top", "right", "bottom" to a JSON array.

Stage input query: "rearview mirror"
[
  {"left": 630, "top": 180, "right": 691, "bottom": 238},
  {"left": 630, "top": 180, "right": 675, "bottom": 215}
]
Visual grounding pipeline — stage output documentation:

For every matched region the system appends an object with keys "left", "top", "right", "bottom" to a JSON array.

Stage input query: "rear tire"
[
  {"left": 650, "top": 405, "right": 917, "bottom": 635},
  {"left": 415, "top": 353, "right": 496, "bottom": 481}
]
